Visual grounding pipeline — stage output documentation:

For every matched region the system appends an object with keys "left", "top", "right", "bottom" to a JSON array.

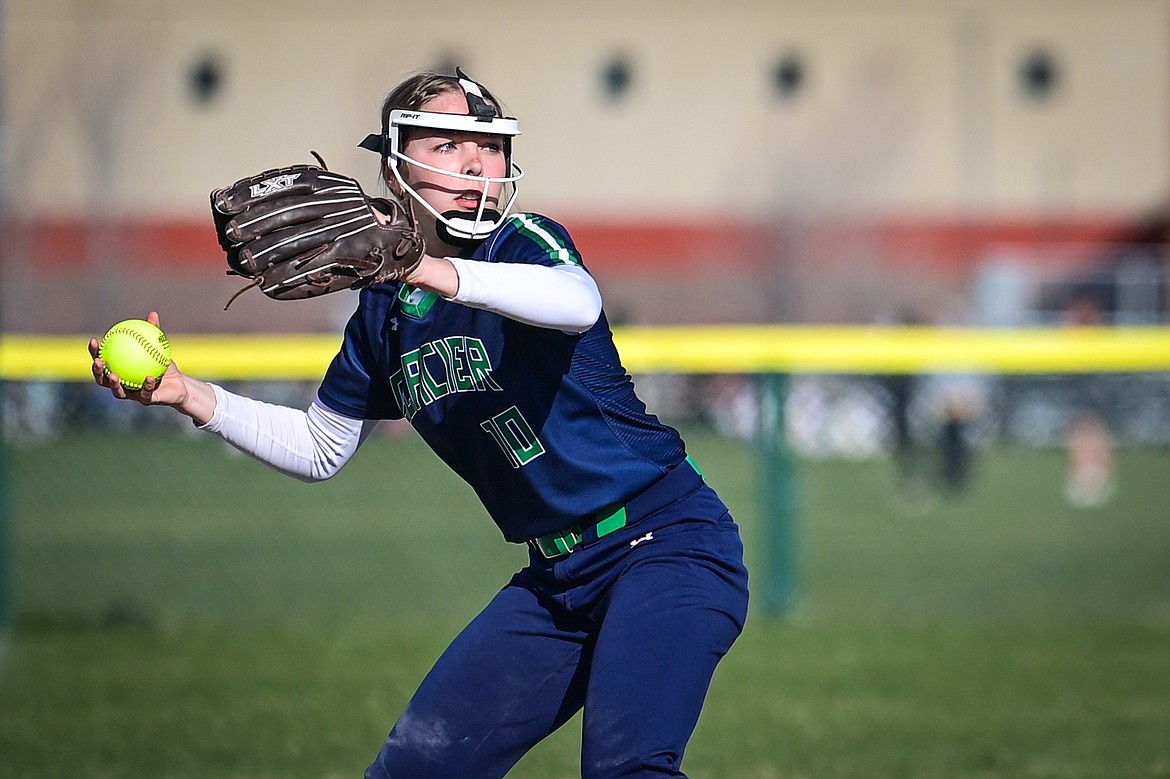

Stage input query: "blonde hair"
[
  {"left": 375, "top": 70, "right": 509, "bottom": 192},
  {"left": 378, "top": 70, "right": 506, "bottom": 140}
]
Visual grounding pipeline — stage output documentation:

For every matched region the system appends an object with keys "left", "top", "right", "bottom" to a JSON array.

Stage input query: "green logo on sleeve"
[{"left": 398, "top": 284, "right": 440, "bottom": 318}]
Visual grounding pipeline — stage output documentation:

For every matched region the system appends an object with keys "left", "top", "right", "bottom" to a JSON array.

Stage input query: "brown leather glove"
[{"left": 211, "top": 161, "right": 424, "bottom": 305}]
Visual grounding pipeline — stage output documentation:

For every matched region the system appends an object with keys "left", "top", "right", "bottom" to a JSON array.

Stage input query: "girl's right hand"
[{"left": 89, "top": 311, "right": 189, "bottom": 408}]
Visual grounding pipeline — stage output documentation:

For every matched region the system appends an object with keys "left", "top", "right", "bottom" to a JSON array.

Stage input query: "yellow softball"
[{"left": 98, "top": 319, "right": 173, "bottom": 390}]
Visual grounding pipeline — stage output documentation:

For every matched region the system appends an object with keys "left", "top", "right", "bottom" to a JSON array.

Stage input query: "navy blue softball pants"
[{"left": 365, "top": 463, "right": 750, "bottom": 779}]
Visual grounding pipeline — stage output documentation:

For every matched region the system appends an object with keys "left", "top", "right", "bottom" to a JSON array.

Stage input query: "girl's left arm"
[{"left": 408, "top": 257, "right": 603, "bottom": 334}]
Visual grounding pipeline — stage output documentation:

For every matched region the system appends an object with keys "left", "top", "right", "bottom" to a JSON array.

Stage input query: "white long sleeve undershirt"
[
  {"left": 201, "top": 386, "right": 371, "bottom": 482},
  {"left": 199, "top": 260, "right": 602, "bottom": 479},
  {"left": 446, "top": 260, "right": 601, "bottom": 334}
]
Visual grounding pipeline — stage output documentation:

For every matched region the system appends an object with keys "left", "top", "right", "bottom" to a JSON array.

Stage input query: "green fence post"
[
  {"left": 0, "top": 382, "right": 12, "bottom": 639},
  {"left": 757, "top": 372, "right": 798, "bottom": 615}
]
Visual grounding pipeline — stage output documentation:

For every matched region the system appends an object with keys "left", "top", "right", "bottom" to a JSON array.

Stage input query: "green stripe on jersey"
[{"left": 513, "top": 214, "right": 582, "bottom": 266}]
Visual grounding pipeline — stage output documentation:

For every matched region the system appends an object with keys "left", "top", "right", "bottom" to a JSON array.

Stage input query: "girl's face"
[{"left": 399, "top": 90, "right": 509, "bottom": 225}]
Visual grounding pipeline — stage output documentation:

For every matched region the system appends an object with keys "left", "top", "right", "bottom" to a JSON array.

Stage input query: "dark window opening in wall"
[
  {"left": 1019, "top": 48, "right": 1060, "bottom": 102},
  {"left": 600, "top": 54, "right": 633, "bottom": 102},
  {"left": 771, "top": 54, "right": 805, "bottom": 101},
  {"left": 432, "top": 54, "right": 463, "bottom": 77},
  {"left": 187, "top": 52, "right": 225, "bottom": 108}
]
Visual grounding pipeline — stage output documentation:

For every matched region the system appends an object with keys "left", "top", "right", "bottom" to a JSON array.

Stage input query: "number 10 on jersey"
[{"left": 481, "top": 406, "right": 546, "bottom": 468}]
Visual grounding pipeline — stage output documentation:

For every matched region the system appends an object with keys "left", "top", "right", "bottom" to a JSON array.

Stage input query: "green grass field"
[{"left": 2, "top": 428, "right": 1168, "bottom": 778}]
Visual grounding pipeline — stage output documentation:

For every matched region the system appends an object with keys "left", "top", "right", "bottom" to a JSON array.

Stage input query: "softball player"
[{"left": 90, "top": 69, "right": 750, "bottom": 779}]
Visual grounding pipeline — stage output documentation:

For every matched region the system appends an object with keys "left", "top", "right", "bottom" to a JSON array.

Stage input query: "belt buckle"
[{"left": 531, "top": 527, "right": 582, "bottom": 559}]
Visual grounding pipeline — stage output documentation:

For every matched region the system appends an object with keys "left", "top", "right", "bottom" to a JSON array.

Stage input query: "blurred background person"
[{"left": 1062, "top": 294, "right": 1116, "bottom": 507}]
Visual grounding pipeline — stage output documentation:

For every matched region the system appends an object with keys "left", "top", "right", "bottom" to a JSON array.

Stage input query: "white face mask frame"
[{"left": 386, "top": 109, "right": 524, "bottom": 240}]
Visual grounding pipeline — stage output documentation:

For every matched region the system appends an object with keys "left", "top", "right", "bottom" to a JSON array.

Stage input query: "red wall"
[{"left": 9, "top": 214, "right": 1158, "bottom": 276}]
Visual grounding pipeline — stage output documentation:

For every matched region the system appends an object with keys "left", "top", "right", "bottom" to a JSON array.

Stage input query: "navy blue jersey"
[{"left": 317, "top": 213, "right": 687, "bottom": 542}]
